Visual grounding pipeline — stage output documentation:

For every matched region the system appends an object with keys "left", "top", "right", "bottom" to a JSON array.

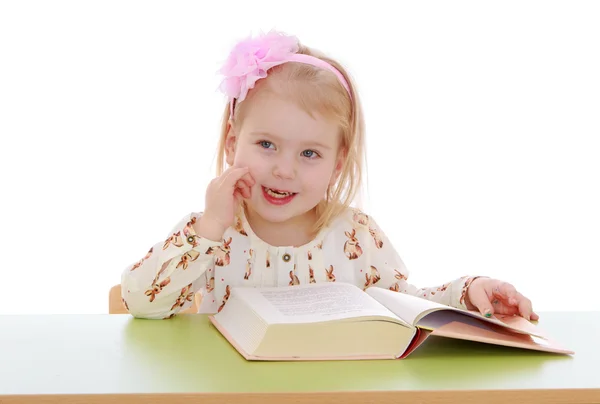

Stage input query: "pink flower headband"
[{"left": 218, "top": 31, "right": 352, "bottom": 117}]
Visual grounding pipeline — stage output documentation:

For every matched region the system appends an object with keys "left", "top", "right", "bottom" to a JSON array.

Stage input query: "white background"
[{"left": 1, "top": 1, "right": 598, "bottom": 315}]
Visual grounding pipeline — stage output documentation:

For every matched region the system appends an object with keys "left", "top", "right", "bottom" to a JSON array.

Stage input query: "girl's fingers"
[
  {"left": 240, "top": 172, "right": 256, "bottom": 186},
  {"left": 516, "top": 294, "right": 534, "bottom": 321},
  {"left": 491, "top": 299, "right": 520, "bottom": 316},
  {"left": 467, "top": 284, "right": 495, "bottom": 317},
  {"left": 233, "top": 189, "right": 244, "bottom": 204},
  {"left": 492, "top": 282, "right": 519, "bottom": 306},
  {"left": 492, "top": 284, "right": 538, "bottom": 321},
  {"left": 238, "top": 175, "right": 255, "bottom": 194},
  {"left": 236, "top": 180, "right": 252, "bottom": 198},
  {"left": 221, "top": 167, "right": 250, "bottom": 189}
]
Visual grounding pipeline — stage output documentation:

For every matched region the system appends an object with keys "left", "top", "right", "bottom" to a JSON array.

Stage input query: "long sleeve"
[
  {"left": 351, "top": 211, "right": 476, "bottom": 310},
  {"left": 120, "top": 212, "right": 222, "bottom": 319}
]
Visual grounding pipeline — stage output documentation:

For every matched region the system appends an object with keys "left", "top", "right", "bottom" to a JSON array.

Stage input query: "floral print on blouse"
[{"left": 121, "top": 206, "right": 476, "bottom": 319}]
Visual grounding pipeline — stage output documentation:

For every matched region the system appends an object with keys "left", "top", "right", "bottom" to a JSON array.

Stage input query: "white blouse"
[{"left": 121, "top": 206, "right": 475, "bottom": 319}]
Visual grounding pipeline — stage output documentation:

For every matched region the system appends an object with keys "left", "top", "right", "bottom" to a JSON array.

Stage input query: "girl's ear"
[
  {"left": 225, "top": 123, "right": 237, "bottom": 166},
  {"left": 330, "top": 148, "right": 347, "bottom": 186}
]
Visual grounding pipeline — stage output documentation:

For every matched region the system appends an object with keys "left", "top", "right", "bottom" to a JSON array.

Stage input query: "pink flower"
[{"left": 219, "top": 30, "right": 299, "bottom": 103}]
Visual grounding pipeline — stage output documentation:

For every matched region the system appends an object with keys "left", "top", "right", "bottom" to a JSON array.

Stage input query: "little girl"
[{"left": 121, "top": 30, "right": 538, "bottom": 322}]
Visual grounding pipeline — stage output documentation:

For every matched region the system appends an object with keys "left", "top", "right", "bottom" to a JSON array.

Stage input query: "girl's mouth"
[{"left": 262, "top": 186, "right": 297, "bottom": 205}]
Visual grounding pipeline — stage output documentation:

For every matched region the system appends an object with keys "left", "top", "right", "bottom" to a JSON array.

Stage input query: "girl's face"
[{"left": 226, "top": 90, "right": 344, "bottom": 227}]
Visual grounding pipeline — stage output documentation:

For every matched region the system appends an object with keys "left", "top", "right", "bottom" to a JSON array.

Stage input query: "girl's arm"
[{"left": 120, "top": 212, "right": 222, "bottom": 319}]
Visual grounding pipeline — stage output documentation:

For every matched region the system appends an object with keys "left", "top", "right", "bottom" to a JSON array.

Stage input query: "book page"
[
  {"left": 366, "top": 286, "right": 448, "bottom": 325},
  {"left": 233, "top": 283, "right": 407, "bottom": 325},
  {"left": 429, "top": 316, "right": 574, "bottom": 355},
  {"left": 366, "top": 287, "right": 547, "bottom": 338}
]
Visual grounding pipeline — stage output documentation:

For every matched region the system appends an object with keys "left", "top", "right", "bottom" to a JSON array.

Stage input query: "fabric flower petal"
[{"left": 218, "top": 30, "right": 300, "bottom": 103}]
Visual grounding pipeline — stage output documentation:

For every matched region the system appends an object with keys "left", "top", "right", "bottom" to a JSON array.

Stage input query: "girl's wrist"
[
  {"left": 194, "top": 214, "right": 227, "bottom": 242},
  {"left": 463, "top": 276, "right": 488, "bottom": 310}
]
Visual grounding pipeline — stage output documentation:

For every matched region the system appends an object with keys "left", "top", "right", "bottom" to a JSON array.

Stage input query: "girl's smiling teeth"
[{"left": 263, "top": 186, "right": 297, "bottom": 198}]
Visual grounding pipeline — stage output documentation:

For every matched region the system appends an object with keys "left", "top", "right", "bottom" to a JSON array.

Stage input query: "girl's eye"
[
  {"left": 302, "top": 150, "right": 319, "bottom": 158},
  {"left": 259, "top": 141, "right": 273, "bottom": 149}
]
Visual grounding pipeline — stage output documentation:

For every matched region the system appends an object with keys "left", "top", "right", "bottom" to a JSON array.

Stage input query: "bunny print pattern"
[{"left": 121, "top": 206, "right": 478, "bottom": 319}]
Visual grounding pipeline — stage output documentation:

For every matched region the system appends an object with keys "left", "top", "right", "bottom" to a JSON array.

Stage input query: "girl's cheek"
[
  {"left": 234, "top": 153, "right": 252, "bottom": 168},
  {"left": 235, "top": 145, "right": 260, "bottom": 165},
  {"left": 233, "top": 153, "right": 259, "bottom": 180},
  {"left": 232, "top": 146, "right": 250, "bottom": 166}
]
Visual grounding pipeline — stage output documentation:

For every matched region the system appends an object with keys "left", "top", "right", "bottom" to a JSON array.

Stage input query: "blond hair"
[{"left": 215, "top": 41, "right": 366, "bottom": 236}]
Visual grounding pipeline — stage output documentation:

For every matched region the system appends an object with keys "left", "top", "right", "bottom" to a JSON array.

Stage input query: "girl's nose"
[{"left": 272, "top": 156, "right": 296, "bottom": 180}]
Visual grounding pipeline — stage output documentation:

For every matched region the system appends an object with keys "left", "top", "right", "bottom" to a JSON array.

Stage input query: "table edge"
[{"left": 2, "top": 388, "right": 600, "bottom": 404}]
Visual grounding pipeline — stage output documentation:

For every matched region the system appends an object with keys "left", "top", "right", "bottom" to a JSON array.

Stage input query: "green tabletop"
[{"left": 1, "top": 312, "right": 599, "bottom": 403}]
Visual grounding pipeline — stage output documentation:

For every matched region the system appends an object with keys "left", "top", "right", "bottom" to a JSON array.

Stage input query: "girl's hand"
[
  {"left": 465, "top": 277, "right": 539, "bottom": 321},
  {"left": 197, "top": 166, "right": 254, "bottom": 240}
]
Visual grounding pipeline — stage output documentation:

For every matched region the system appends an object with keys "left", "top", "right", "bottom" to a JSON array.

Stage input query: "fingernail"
[{"left": 484, "top": 309, "right": 492, "bottom": 318}]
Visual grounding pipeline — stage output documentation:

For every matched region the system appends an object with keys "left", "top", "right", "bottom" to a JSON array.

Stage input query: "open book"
[{"left": 208, "top": 282, "right": 574, "bottom": 361}]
